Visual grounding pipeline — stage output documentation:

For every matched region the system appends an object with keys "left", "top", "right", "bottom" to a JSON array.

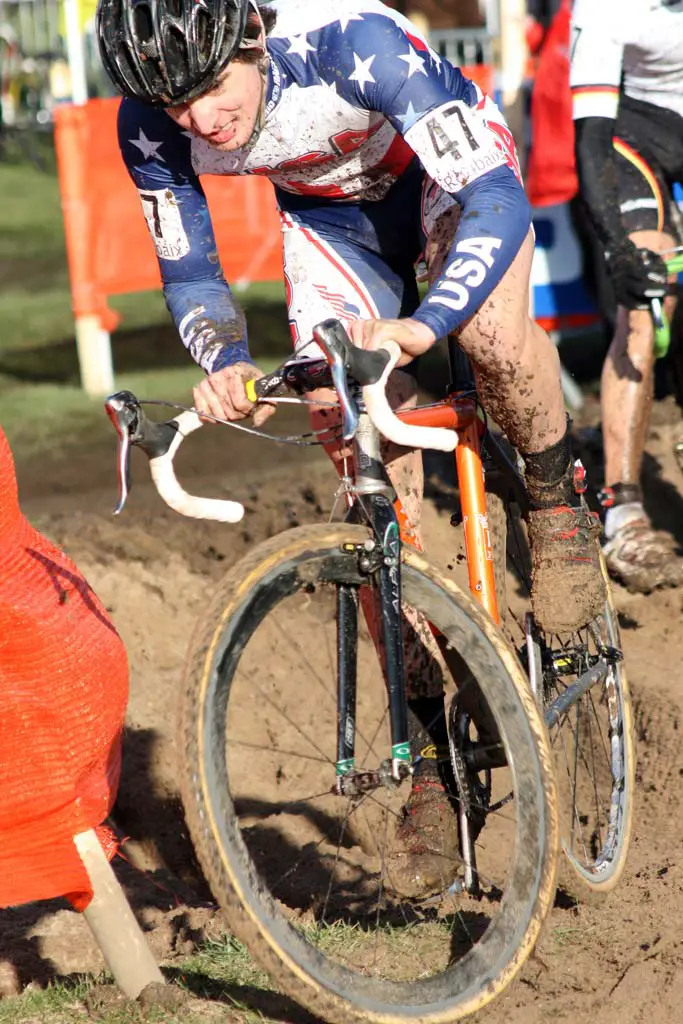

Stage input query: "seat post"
[{"left": 446, "top": 335, "right": 475, "bottom": 391}]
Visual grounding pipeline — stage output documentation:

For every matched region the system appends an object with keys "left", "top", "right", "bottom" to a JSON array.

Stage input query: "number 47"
[{"left": 426, "top": 104, "right": 481, "bottom": 160}]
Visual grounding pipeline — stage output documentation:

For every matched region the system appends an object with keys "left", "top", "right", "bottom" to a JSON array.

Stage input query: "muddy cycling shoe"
[
  {"left": 527, "top": 505, "right": 606, "bottom": 634},
  {"left": 387, "top": 778, "right": 462, "bottom": 899},
  {"left": 603, "top": 516, "right": 683, "bottom": 594}
]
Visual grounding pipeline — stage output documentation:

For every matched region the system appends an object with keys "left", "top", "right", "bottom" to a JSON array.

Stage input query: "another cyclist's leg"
[
  {"left": 424, "top": 203, "right": 604, "bottom": 634},
  {"left": 282, "top": 210, "right": 459, "bottom": 894},
  {"left": 601, "top": 217, "right": 683, "bottom": 592}
]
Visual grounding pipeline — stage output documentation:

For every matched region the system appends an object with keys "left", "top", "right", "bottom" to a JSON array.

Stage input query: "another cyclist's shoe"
[
  {"left": 527, "top": 505, "right": 606, "bottom": 634},
  {"left": 603, "top": 515, "right": 683, "bottom": 594},
  {"left": 387, "top": 778, "right": 461, "bottom": 899}
]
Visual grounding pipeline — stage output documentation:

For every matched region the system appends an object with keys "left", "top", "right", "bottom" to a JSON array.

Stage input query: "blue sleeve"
[
  {"left": 412, "top": 166, "right": 531, "bottom": 338},
  {"left": 315, "top": 15, "right": 531, "bottom": 335},
  {"left": 117, "top": 98, "right": 253, "bottom": 372}
]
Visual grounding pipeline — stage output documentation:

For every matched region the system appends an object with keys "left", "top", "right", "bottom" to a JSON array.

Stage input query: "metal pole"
[
  {"left": 63, "top": 0, "right": 87, "bottom": 103},
  {"left": 497, "top": 0, "right": 527, "bottom": 157},
  {"left": 61, "top": 0, "right": 115, "bottom": 395}
]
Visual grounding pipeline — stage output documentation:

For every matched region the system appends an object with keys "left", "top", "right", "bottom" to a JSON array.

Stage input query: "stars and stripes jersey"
[
  {"left": 571, "top": 0, "right": 683, "bottom": 122},
  {"left": 118, "top": 0, "right": 530, "bottom": 373}
]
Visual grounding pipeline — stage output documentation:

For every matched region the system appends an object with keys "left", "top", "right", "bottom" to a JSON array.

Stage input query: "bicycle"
[{"left": 105, "top": 319, "right": 633, "bottom": 1022}]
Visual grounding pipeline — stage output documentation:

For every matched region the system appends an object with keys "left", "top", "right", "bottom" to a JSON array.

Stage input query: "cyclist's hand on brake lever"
[
  {"left": 348, "top": 317, "right": 437, "bottom": 366},
  {"left": 193, "top": 362, "right": 275, "bottom": 428}
]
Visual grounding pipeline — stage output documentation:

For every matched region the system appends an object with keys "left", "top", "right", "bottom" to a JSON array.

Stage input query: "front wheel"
[{"left": 177, "top": 523, "right": 558, "bottom": 1024}]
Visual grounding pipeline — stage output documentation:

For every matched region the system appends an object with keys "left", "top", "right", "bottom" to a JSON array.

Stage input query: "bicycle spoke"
[{"left": 227, "top": 738, "right": 331, "bottom": 765}]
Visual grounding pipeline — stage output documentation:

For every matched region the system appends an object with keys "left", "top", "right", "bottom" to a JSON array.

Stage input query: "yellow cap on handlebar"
[{"left": 245, "top": 379, "right": 258, "bottom": 403}]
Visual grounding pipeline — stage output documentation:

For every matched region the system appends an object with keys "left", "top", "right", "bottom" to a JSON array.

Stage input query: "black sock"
[
  {"left": 521, "top": 421, "right": 576, "bottom": 509},
  {"left": 407, "top": 696, "right": 449, "bottom": 777}
]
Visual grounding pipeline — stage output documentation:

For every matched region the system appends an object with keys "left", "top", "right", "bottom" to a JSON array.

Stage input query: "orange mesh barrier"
[
  {"left": 0, "top": 426, "right": 128, "bottom": 909},
  {"left": 53, "top": 64, "right": 496, "bottom": 325}
]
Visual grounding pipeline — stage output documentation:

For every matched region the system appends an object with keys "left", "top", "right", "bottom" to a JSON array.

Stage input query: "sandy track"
[{"left": 3, "top": 396, "right": 683, "bottom": 1023}]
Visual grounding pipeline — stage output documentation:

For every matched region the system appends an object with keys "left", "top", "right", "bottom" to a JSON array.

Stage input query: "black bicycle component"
[
  {"left": 543, "top": 659, "right": 610, "bottom": 730},
  {"left": 483, "top": 431, "right": 531, "bottom": 516},
  {"left": 447, "top": 336, "right": 476, "bottom": 391},
  {"left": 334, "top": 759, "right": 410, "bottom": 798},
  {"left": 314, "top": 319, "right": 392, "bottom": 386},
  {"left": 312, "top": 319, "right": 392, "bottom": 441},
  {"left": 365, "top": 493, "right": 410, "bottom": 772},
  {"left": 336, "top": 583, "right": 359, "bottom": 779},
  {"left": 252, "top": 358, "right": 334, "bottom": 399},
  {"left": 104, "top": 389, "right": 181, "bottom": 514}
]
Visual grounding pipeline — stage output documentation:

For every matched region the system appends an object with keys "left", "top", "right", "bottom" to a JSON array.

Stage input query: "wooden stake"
[{"left": 74, "top": 829, "right": 165, "bottom": 1000}]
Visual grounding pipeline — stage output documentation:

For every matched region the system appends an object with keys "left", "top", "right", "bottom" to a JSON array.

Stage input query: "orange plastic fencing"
[
  {"left": 53, "top": 65, "right": 496, "bottom": 329},
  {"left": 0, "top": 425, "right": 128, "bottom": 909}
]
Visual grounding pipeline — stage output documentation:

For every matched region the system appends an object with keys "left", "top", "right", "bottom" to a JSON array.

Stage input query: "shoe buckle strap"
[
  {"left": 598, "top": 482, "right": 643, "bottom": 508},
  {"left": 573, "top": 458, "right": 587, "bottom": 495}
]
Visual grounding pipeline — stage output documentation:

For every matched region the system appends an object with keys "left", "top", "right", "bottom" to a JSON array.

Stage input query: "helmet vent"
[{"left": 195, "top": 7, "right": 211, "bottom": 59}]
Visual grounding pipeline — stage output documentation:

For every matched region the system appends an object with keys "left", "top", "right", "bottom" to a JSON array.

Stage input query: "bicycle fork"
[{"left": 335, "top": 408, "right": 411, "bottom": 795}]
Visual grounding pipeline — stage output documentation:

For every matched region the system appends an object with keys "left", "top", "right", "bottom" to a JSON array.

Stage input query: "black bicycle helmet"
[{"left": 96, "top": 0, "right": 250, "bottom": 107}]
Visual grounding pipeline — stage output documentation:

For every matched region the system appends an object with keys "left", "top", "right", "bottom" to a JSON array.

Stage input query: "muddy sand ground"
[{"left": 3, "top": 393, "right": 683, "bottom": 1023}]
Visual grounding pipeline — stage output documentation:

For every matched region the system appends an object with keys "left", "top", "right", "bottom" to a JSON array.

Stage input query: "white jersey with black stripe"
[{"left": 571, "top": 0, "right": 683, "bottom": 121}]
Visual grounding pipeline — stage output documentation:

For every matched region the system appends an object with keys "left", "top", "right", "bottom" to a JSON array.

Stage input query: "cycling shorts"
[
  {"left": 614, "top": 95, "right": 683, "bottom": 240},
  {"left": 276, "top": 159, "right": 462, "bottom": 357}
]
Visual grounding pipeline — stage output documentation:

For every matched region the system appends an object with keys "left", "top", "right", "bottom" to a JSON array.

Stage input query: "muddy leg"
[
  {"left": 602, "top": 229, "right": 676, "bottom": 489},
  {"left": 600, "top": 230, "right": 683, "bottom": 591},
  {"left": 425, "top": 212, "right": 566, "bottom": 452}
]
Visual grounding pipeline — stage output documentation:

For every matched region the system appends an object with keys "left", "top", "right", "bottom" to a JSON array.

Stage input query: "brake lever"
[
  {"left": 104, "top": 390, "right": 143, "bottom": 514},
  {"left": 105, "top": 389, "right": 182, "bottom": 514},
  {"left": 105, "top": 391, "right": 245, "bottom": 523},
  {"left": 312, "top": 320, "right": 360, "bottom": 440}
]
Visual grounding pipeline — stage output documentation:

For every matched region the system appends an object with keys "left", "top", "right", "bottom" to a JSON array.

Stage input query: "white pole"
[
  {"left": 62, "top": 0, "right": 115, "bottom": 396},
  {"left": 75, "top": 829, "right": 166, "bottom": 999},
  {"left": 62, "top": 0, "right": 87, "bottom": 102},
  {"left": 497, "top": 0, "right": 527, "bottom": 159}
]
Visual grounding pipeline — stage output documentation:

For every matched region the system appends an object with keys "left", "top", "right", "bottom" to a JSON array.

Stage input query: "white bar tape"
[
  {"left": 149, "top": 410, "right": 245, "bottom": 523},
  {"left": 363, "top": 342, "right": 458, "bottom": 453}
]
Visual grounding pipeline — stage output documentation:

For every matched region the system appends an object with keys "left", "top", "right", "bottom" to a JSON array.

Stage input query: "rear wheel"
[
  {"left": 487, "top": 485, "right": 635, "bottom": 892},
  {"left": 178, "top": 523, "right": 558, "bottom": 1023}
]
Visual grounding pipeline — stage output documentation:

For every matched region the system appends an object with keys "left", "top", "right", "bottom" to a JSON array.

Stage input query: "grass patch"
[
  {"left": 552, "top": 925, "right": 582, "bottom": 948},
  {"left": 0, "top": 978, "right": 91, "bottom": 1024},
  {"left": 0, "top": 977, "right": 220, "bottom": 1023}
]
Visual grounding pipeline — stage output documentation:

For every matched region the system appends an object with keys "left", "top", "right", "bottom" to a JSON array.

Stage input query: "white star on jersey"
[
  {"left": 348, "top": 53, "right": 375, "bottom": 92},
  {"left": 395, "top": 99, "right": 419, "bottom": 129},
  {"left": 286, "top": 33, "right": 315, "bottom": 60},
  {"left": 337, "top": 12, "right": 364, "bottom": 32},
  {"left": 129, "top": 129, "right": 165, "bottom": 161},
  {"left": 398, "top": 46, "right": 427, "bottom": 77}
]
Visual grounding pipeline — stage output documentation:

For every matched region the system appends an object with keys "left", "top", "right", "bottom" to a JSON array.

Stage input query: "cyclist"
[
  {"left": 571, "top": 0, "right": 683, "bottom": 593},
  {"left": 97, "top": 0, "right": 605, "bottom": 897}
]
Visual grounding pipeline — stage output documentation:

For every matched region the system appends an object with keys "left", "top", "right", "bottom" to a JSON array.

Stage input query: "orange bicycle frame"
[{"left": 396, "top": 395, "right": 499, "bottom": 625}]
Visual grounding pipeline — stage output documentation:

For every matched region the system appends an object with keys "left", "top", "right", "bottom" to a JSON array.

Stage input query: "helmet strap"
[{"left": 242, "top": 57, "right": 269, "bottom": 151}]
